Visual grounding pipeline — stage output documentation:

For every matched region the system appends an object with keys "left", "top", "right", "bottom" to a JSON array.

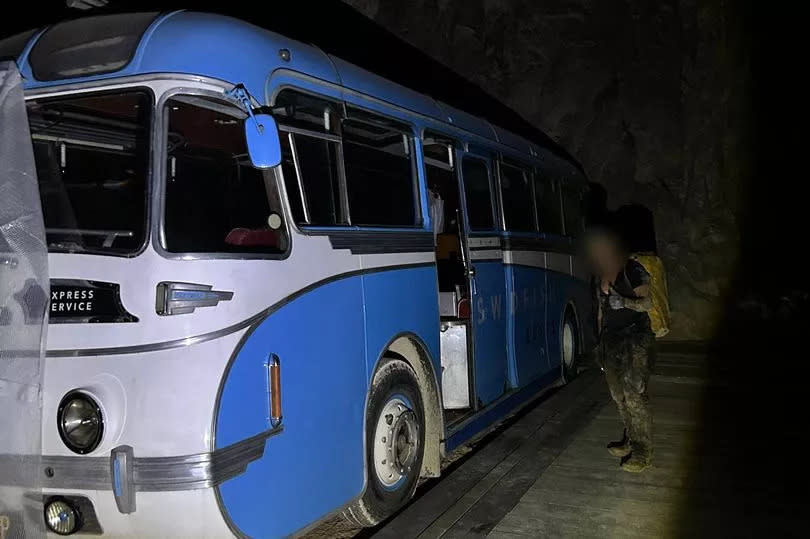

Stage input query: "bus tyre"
[
  {"left": 561, "top": 313, "right": 579, "bottom": 383},
  {"left": 342, "top": 358, "right": 425, "bottom": 527}
]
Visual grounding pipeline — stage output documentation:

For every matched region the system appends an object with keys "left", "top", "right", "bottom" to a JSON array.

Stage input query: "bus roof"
[{"left": 3, "top": 2, "right": 584, "bottom": 176}]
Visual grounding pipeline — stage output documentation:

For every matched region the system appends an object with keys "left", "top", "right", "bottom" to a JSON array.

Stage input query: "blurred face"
[{"left": 588, "top": 236, "right": 623, "bottom": 276}]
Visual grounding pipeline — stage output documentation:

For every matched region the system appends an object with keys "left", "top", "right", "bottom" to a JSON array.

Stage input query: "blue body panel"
[
  {"left": 434, "top": 101, "right": 497, "bottom": 140},
  {"left": 470, "top": 260, "right": 509, "bottom": 405},
  {"left": 19, "top": 11, "right": 342, "bottom": 100},
  {"left": 507, "top": 264, "right": 550, "bottom": 386},
  {"left": 360, "top": 266, "right": 441, "bottom": 383},
  {"left": 329, "top": 56, "right": 445, "bottom": 121},
  {"left": 215, "top": 266, "right": 442, "bottom": 537},
  {"left": 216, "top": 276, "right": 367, "bottom": 537}
]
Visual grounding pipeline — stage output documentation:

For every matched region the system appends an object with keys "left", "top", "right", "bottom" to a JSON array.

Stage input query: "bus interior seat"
[{"left": 225, "top": 227, "right": 281, "bottom": 248}]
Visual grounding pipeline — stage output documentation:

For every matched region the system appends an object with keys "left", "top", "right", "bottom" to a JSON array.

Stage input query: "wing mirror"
[{"left": 244, "top": 113, "right": 282, "bottom": 169}]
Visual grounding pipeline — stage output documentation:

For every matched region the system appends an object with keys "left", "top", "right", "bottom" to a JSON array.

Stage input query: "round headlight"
[
  {"left": 44, "top": 498, "right": 81, "bottom": 535},
  {"left": 57, "top": 391, "right": 103, "bottom": 454}
]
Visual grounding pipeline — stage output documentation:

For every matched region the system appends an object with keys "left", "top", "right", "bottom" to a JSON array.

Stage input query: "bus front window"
[
  {"left": 162, "top": 95, "right": 288, "bottom": 256},
  {"left": 27, "top": 90, "right": 151, "bottom": 255}
]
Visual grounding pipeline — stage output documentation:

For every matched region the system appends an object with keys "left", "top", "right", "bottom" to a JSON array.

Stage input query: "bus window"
[
  {"left": 499, "top": 163, "right": 535, "bottom": 232},
  {"left": 274, "top": 89, "right": 340, "bottom": 135},
  {"left": 563, "top": 185, "right": 584, "bottom": 238},
  {"left": 28, "top": 90, "right": 151, "bottom": 255},
  {"left": 342, "top": 118, "right": 417, "bottom": 227},
  {"left": 535, "top": 172, "right": 564, "bottom": 236},
  {"left": 423, "top": 135, "right": 454, "bottom": 169},
  {"left": 462, "top": 158, "right": 494, "bottom": 231},
  {"left": 424, "top": 137, "right": 466, "bottom": 293},
  {"left": 279, "top": 133, "right": 344, "bottom": 226},
  {"left": 274, "top": 89, "right": 345, "bottom": 226},
  {"left": 163, "top": 96, "right": 288, "bottom": 255}
]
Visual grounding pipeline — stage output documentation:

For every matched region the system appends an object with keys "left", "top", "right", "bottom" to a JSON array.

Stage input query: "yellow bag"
[{"left": 630, "top": 253, "right": 671, "bottom": 338}]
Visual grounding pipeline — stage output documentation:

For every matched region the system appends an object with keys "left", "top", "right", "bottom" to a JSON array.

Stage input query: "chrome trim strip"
[
  {"left": 467, "top": 236, "right": 501, "bottom": 250},
  {"left": 15, "top": 427, "right": 282, "bottom": 492},
  {"left": 23, "top": 73, "right": 233, "bottom": 97},
  {"left": 287, "top": 131, "right": 311, "bottom": 223},
  {"left": 46, "top": 262, "right": 434, "bottom": 357},
  {"left": 279, "top": 123, "right": 341, "bottom": 143},
  {"left": 46, "top": 313, "right": 260, "bottom": 358},
  {"left": 546, "top": 251, "right": 571, "bottom": 275},
  {"left": 469, "top": 250, "right": 503, "bottom": 262}
]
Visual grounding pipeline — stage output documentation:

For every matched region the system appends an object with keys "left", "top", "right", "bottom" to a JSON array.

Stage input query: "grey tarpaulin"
[{"left": 0, "top": 61, "right": 48, "bottom": 538}]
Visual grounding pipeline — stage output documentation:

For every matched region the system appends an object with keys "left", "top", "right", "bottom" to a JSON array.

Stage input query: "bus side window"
[
  {"left": 499, "top": 163, "right": 535, "bottom": 232},
  {"left": 535, "top": 172, "right": 564, "bottom": 236},
  {"left": 342, "top": 117, "right": 417, "bottom": 227},
  {"left": 462, "top": 158, "right": 494, "bottom": 231},
  {"left": 279, "top": 133, "right": 344, "bottom": 226},
  {"left": 562, "top": 185, "right": 584, "bottom": 238},
  {"left": 274, "top": 89, "right": 345, "bottom": 227}
]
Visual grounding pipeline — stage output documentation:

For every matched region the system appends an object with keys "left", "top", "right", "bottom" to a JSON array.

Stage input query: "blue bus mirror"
[{"left": 244, "top": 113, "right": 281, "bottom": 169}]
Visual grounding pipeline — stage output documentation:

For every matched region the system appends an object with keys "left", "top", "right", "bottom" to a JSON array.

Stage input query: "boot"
[
  {"left": 607, "top": 432, "right": 632, "bottom": 458},
  {"left": 620, "top": 452, "right": 651, "bottom": 473}
]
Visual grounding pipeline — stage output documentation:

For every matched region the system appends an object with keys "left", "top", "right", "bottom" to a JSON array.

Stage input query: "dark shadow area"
[
  {"left": 675, "top": 1, "right": 807, "bottom": 536},
  {"left": 613, "top": 204, "right": 656, "bottom": 254},
  {"left": 584, "top": 181, "right": 609, "bottom": 228},
  {"left": 584, "top": 182, "right": 656, "bottom": 254}
]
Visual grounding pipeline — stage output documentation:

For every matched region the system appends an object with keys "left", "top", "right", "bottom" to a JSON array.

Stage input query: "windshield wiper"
[{"left": 45, "top": 228, "right": 134, "bottom": 248}]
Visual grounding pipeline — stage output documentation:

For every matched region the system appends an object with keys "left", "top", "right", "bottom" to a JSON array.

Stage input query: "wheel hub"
[
  {"left": 563, "top": 322, "right": 575, "bottom": 368},
  {"left": 373, "top": 397, "right": 419, "bottom": 488}
]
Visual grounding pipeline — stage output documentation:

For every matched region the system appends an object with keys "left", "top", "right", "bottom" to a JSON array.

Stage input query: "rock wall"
[{"left": 343, "top": 0, "right": 752, "bottom": 340}]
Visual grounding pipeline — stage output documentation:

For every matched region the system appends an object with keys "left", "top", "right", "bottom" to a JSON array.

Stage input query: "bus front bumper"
[{"left": 0, "top": 426, "right": 280, "bottom": 535}]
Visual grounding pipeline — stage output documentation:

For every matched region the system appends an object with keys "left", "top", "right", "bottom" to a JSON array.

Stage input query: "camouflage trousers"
[{"left": 601, "top": 330, "right": 654, "bottom": 457}]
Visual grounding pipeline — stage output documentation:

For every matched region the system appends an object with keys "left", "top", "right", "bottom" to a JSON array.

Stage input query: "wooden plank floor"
[
  {"left": 367, "top": 347, "right": 804, "bottom": 539},
  {"left": 488, "top": 351, "right": 802, "bottom": 538}
]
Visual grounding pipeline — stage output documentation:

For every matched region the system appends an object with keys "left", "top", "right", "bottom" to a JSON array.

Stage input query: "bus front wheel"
[{"left": 343, "top": 358, "right": 425, "bottom": 527}]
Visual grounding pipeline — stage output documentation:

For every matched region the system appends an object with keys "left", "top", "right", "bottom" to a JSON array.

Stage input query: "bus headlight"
[
  {"left": 44, "top": 498, "right": 81, "bottom": 535},
  {"left": 57, "top": 391, "right": 104, "bottom": 454}
]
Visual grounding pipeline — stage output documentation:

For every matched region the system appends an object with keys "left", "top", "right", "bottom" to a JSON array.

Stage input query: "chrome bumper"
[{"left": 1, "top": 426, "right": 281, "bottom": 514}]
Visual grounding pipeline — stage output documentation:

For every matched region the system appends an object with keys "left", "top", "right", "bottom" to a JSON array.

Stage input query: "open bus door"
[{"left": 0, "top": 61, "right": 48, "bottom": 538}]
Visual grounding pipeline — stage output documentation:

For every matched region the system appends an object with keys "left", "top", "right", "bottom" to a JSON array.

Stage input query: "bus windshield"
[{"left": 27, "top": 90, "right": 151, "bottom": 255}]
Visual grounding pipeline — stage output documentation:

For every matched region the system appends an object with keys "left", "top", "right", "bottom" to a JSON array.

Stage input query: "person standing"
[{"left": 587, "top": 229, "right": 655, "bottom": 472}]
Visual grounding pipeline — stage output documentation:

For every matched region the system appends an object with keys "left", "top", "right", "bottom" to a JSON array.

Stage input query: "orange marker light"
[{"left": 269, "top": 355, "right": 282, "bottom": 428}]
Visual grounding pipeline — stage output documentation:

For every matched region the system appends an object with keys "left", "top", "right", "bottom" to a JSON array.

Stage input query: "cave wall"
[{"left": 343, "top": 0, "right": 751, "bottom": 340}]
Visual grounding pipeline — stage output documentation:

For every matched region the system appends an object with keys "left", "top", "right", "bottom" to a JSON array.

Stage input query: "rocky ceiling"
[{"left": 344, "top": 0, "right": 753, "bottom": 340}]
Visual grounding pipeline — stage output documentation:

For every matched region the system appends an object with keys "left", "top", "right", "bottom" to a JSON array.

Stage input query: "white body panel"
[{"left": 43, "top": 488, "right": 233, "bottom": 538}]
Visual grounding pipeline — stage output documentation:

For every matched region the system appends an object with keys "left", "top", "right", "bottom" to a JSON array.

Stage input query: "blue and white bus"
[{"left": 0, "top": 9, "right": 592, "bottom": 537}]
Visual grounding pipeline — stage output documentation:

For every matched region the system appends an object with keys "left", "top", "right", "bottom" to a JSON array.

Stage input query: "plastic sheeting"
[{"left": 0, "top": 61, "right": 48, "bottom": 538}]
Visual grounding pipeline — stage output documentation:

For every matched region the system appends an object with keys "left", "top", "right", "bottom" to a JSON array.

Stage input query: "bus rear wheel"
[
  {"left": 561, "top": 313, "right": 579, "bottom": 383},
  {"left": 342, "top": 358, "right": 425, "bottom": 527}
]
